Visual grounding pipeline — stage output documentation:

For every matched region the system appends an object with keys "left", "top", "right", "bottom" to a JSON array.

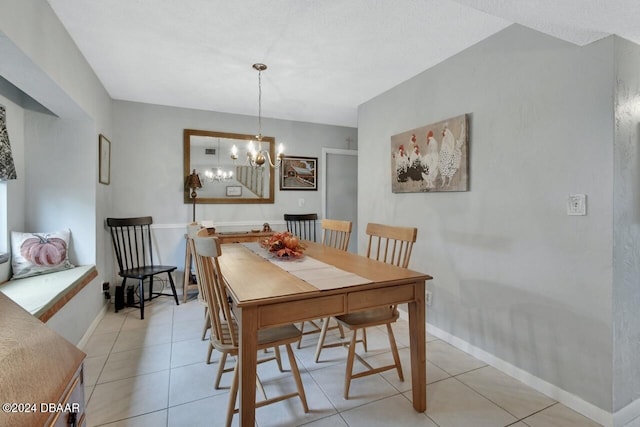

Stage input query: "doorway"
[{"left": 322, "top": 148, "right": 358, "bottom": 253}]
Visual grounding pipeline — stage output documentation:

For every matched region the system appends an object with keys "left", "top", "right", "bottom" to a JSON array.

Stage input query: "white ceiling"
[{"left": 46, "top": 0, "right": 640, "bottom": 127}]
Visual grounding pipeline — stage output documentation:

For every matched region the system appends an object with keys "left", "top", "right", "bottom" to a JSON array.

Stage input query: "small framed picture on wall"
[
  {"left": 226, "top": 185, "right": 242, "bottom": 197},
  {"left": 280, "top": 156, "right": 317, "bottom": 190},
  {"left": 99, "top": 134, "right": 111, "bottom": 185}
]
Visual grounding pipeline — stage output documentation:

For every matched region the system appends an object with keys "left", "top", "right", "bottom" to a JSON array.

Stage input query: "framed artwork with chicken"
[{"left": 391, "top": 114, "right": 469, "bottom": 193}]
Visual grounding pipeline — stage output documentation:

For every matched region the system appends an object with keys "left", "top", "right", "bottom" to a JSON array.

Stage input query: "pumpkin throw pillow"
[{"left": 10, "top": 229, "right": 75, "bottom": 279}]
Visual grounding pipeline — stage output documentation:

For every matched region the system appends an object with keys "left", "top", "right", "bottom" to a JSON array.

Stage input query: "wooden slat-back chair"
[
  {"left": 320, "top": 218, "right": 352, "bottom": 251},
  {"left": 335, "top": 223, "right": 417, "bottom": 398},
  {"left": 193, "top": 236, "right": 309, "bottom": 427},
  {"left": 284, "top": 213, "right": 318, "bottom": 242},
  {"left": 184, "top": 223, "right": 212, "bottom": 344},
  {"left": 365, "top": 222, "right": 416, "bottom": 268},
  {"left": 106, "top": 216, "right": 179, "bottom": 319}
]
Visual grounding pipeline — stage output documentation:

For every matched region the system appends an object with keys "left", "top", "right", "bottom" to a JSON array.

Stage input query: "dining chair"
[
  {"left": 106, "top": 216, "right": 179, "bottom": 319},
  {"left": 193, "top": 236, "right": 309, "bottom": 427},
  {"left": 326, "top": 222, "right": 417, "bottom": 398},
  {"left": 184, "top": 223, "right": 212, "bottom": 344},
  {"left": 297, "top": 219, "right": 353, "bottom": 352},
  {"left": 284, "top": 213, "right": 318, "bottom": 242}
]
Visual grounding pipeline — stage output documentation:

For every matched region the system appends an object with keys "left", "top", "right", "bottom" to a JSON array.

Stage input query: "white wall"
[
  {"left": 110, "top": 101, "right": 357, "bottom": 285},
  {"left": 358, "top": 24, "right": 615, "bottom": 413},
  {"left": 613, "top": 37, "right": 640, "bottom": 414}
]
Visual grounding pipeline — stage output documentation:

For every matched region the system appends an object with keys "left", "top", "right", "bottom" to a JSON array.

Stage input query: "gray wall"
[
  {"left": 0, "top": 0, "right": 113, "bottom": 344},
  {"left": 613, "top": 37, "right": 640, "bottom": 412},
  {"left": 111, "top": 101, "right": 357, "bottom": 282},
  {"left": 358, "top": 24, "right": 615, "bottom": 412}
]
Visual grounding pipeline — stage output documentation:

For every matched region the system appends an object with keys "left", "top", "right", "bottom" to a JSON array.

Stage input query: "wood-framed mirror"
[{"left": 184, "top": 129, "right": 275, "bottom": 204}]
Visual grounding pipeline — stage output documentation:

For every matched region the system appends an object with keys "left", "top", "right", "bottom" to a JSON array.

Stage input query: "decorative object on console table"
[
  {"left": 185, "top": 169, "right": 203, "bottom": 222},
  {"left": 280, "top": 156, "right": 318, "bottom": 190},
  {"left": 391, "top": 113, "right": 469, "bottom": 193},
  {"left": 99, "top": 134, "right": 111, "bottom": 185}
]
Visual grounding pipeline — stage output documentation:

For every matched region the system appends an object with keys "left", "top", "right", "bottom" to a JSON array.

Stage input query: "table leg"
[
  {"left": 237, "top": 305, "right": 258, "bottom": 427},
  {"left": 408, "top": 280, "right": 426, "bottom": 412}
]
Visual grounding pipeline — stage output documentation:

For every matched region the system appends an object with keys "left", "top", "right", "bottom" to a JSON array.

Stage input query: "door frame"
[{"left": 321, "top": 147, "right": 358, "bottom": 220}]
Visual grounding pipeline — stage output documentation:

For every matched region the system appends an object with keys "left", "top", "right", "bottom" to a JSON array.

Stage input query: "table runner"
[{"left": 242, "top": 242, "right": 372, "bottom": 290}]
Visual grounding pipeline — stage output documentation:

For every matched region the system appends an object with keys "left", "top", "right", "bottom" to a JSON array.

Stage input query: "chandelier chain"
[{"left": 257, "top": 67, "right": 262, "bottom": 139}]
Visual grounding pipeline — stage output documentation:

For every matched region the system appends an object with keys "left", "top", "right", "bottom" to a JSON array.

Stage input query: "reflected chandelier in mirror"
[{"left": 183, "top": 129, "right": 275, "bottom": 204}]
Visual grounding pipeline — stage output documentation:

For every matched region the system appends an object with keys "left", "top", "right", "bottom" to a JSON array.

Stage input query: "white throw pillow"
[{"left": 11, "top": 229, "right": 75, "bottom": 279}]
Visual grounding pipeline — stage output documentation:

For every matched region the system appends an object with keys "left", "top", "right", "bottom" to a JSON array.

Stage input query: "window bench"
[{"left": 0, "top": 265, "right": 98, "bottom": 322}]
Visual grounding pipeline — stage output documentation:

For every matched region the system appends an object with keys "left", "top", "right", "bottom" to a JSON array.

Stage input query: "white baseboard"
[
  {"left": 615, "top": 397, "right": 640, "bottom": 427},
  {"left": 77, "top": 301, "right": 108, "bottom": 350},
  {"left": 396, "top": 310, "right": 614, "bottom": 427}
]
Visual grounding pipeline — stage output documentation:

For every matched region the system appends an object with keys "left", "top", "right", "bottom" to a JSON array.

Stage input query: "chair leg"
[
  {"left": 201, "top": 309, "right": 210, "bottom": 341},
  {"left": 149, "top": 275, "right": 154, "bottom": 301},
  {"left": 215, "top": 352, "right": 228, "bottom": 389},
  {"left": 344, "top": 328, "right": 359, "bottom": 399},
  {"left": 386, "top": 324, "right": 404, "bottom": 381},
  {"left": 285, "top": 343, "right": 309, "bottom": 413},
  {"left": 139, "top": 279, "right": 145, "bottom": 320},
  {"left": 256, "top": 375, "right": 267, "bottom": 400},
  {"left": 362, "top": 327, "right": 368, "bottom": 352},
  {"left": 274, "top": 346, "right": 284, "bottom": 372},
  {"left": 206, "top": 341, "right": 214, "bottom": 364},
  {"left": 297, "top": 321, "right": 306, "bottom": 349},
  {"left": 314, "top": 317, "right": 331, "bottom": 363},
  {"left": 226, "top": 362, "right": 239, "bottom": 427},
  {"left": 167, "top": 272, "right": 180, "bottom": 306}
]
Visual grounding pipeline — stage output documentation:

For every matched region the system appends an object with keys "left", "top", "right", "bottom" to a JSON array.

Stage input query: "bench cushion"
[{"left": 0, "top": 265, "right": 97, "bottom": 322}]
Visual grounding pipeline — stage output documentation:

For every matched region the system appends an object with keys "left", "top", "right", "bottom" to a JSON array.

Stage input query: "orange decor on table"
[{"left": 260, "top": 231, "right": 306, "bottom": 258}]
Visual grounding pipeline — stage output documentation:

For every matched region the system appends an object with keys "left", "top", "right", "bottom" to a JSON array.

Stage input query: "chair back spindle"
[
  {"left": 365, "top": 223, "right": 417, "bottom": 268},
  {"left": 321, "top": 219, "right": 352, "bottom": 252},
  {"left": 284, "top": 213, "right": 318, "bottom": 242},
  {"left": 107, "top": 216, "right": 157, "bottom": 272}
]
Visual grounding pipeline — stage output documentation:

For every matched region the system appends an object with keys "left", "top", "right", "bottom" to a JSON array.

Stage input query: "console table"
[
  {"left": 205, "top": 230, "right": 275, "bottom": 244},
  {"left": 183, "top": 229, "right": 274, "bottom": 301}
]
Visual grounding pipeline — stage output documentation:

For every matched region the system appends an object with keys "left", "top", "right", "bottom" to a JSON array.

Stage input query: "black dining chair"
[
  {"left": 106, "top": 216, "right": 179, "bottom": 319},
  {"left": 284, "top": 213, "right": 318, "bottom": 242}
]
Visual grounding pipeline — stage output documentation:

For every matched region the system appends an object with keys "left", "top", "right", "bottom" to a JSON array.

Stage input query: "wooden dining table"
[{"left": 217, "top": 241, "right": 432, "bottom": 427}]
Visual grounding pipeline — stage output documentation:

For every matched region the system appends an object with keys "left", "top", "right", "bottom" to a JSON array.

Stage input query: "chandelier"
[
  {"left": 204, "top": 168, "right": 233, "bottom": 182},
  {"left": 231, "top": 63, "right": 284, "bottom": 168},
  {"left": 204, "top": 138, "right": 234, "bottom": 182}
]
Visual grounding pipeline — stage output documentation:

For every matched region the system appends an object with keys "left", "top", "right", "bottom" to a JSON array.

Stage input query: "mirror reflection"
[{"left": 184, "top": 129, "right": 275, "bottom": 204}]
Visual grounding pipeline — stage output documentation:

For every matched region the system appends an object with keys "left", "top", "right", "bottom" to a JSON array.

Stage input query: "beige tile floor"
[{"left": 82, "top": 296, "right": 603, "bottom": 427}]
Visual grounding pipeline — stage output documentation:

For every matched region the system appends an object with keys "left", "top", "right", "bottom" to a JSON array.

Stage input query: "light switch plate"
[{"left": 567, "top": 194, "right": 586, "bottom": 216}]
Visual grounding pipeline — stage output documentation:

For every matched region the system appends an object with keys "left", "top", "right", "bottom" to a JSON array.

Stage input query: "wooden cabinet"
[{"left": 0, "top": 293, "right": 86, "bottom": 427}]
